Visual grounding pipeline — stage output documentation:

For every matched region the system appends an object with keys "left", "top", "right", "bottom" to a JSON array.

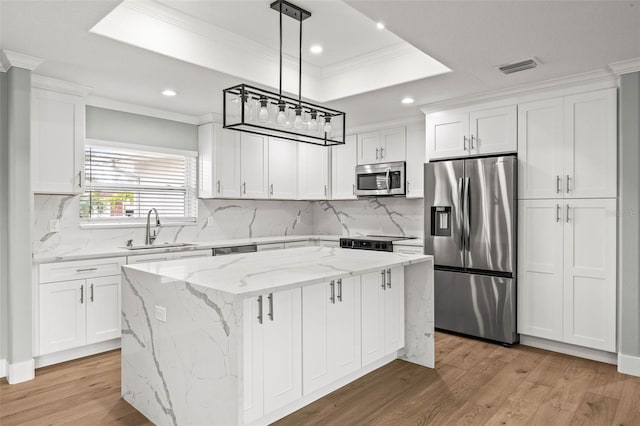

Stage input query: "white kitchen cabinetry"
[
  {"left": 268, "top": 137, "right": 297, "bottom": 199},
  {"left": 257, "top": 243, "right": 285, "bottom": 251},
  {"left": 31, "top": 88, "right": 85, "bottom": 194},
  {"left": 405, "top": 122, "right": 425, "bottom": 198},
  {"left": 38, "top": 257, "right": 125, "bottom": 355},
  {"left": 127, "top": 249, "right": 212, "bottom": 264},
  {"left": 518, "top": 199, "right": 616, "bottom": 352},
  {"left": 243, "top": 288, "right": 302, "bottom": 424},
  {"left": 518, "top": 88, "right": 617, "bottom": 199},
  {"left": 331, "top": 134, "right": 357, "bottom": 199},
  {"left": 426, "top": 103, "right": 516, "bottom": 160},
  {"left": 298, "top": 143, "right": 329, "bottom": 199},
  {"left": 302, "top": 277, "right": 361, "bottom": 394},
  {"left": 393, "top": 245, "right": 423, "bottom": 255},
  {"left": 358, "top": 127, "right": 406, "bottom": 165},
  {"left": 198, "top": 123, "right": 241, "bottom": 198},
  {"left": 284, "top": 241, "right": 309, "bottom": 249},
  {"left": 361, "top": 267, "right": 405, "bottom": 366},
  {"left": 241, "top": 133, "right": 270, "bottom": 199}
]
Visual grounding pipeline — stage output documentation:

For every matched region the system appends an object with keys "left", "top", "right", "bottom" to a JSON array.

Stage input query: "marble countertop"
[
  {"left": 123, "top": 246, "right": 432, "bottom": 297},
  {"left": 33, "top": 234, "right": 423, "bottom": 264}
]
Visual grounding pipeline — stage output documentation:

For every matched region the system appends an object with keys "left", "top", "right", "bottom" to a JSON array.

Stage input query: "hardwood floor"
[{"left": 1, "top": 332, "right": 639, "bottom": 425}]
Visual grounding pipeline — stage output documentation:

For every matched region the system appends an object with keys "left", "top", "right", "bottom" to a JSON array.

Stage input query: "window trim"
[{"left": 80, "top": 139, "right": 198, "bottom": 226}]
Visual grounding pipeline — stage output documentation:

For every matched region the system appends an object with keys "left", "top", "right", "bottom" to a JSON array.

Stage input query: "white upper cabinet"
[
  {"left": 426, "top": 103, "right": 516, "bottom": 161},
  {"left": 241, "top": 133, "right": 269, "bottom": 199},
  {"left": 198, "top": 123, "right": 241, "bottom": 198},
  {"left": 32, "top": 88, "right": 85, "bottom": 194},
  {"left": 331, "top": 134, "right": 357, "bottom": 200},
  {"left": 405, "top": 122, "right": 426, "bottom": 198},
  {"left": 357, "top": 127, "right": 406, "bottom": 165},
  {"left": 268, "top": 137, "right": 297, "bottom": 199},
  {"left": 297, "top": 143, "right": 329, "bottom": 200},
  {"left": 518, "top": 88, "right": 617, "bottom": 200},
  {"left": 563, "top": 89, "right": 617, "bottom": 199}
]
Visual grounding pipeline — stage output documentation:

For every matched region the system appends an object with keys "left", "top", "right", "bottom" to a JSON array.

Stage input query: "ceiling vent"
[{"left": 498, "top": 58, "right": 540, "bottom": 75}]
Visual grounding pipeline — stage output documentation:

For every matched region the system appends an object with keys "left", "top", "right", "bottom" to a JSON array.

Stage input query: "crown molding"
[
  {"left": 322, "top": 43, "right": 413, "bottom": 79},
  {"left": 32, "top": 74, "right": 92, "bottom": 97},
  {"left": 86, "top": 95, "right": 201, "bottom": 125},
  {"left": 346, "top": 115, "right": 424, "bottom": 136},
  {"left": 420, "top": 68, "right": 617, "bottom": 113},
  {"left": 609, "top": 57, "right": 640, "bottom": 76},
  {"left": 196, "top": 112, "right": 223, "bottom": 126},
  {"left": 0, "top": 49, "right": 43, "bottom": 71}
]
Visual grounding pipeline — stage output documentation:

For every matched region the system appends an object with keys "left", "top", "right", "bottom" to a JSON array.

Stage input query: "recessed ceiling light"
[
  {"left": 401, "top": 97, "right": 414, "bottom": 104},
  {"left": 161, "top": 89, "right": 177, "bottom": 97},
  {"left": 310, "top": 45, "right": 323, "bottom": 54},
  {"left": 376, "top": 22, "right": 385, "bottom": 30}
]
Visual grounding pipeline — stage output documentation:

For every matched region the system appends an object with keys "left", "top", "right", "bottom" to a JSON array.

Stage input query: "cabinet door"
[
  {"left": 262, "top": 288, "right": 302, "bottom": 414},
  {"left": 517, "top": 200, "right": 564, "bottom": 341},
  {"left": 268, "top": 137, "right": 297, "bottom": 199},
  {"left": 302, "top": 282, "right": 332, "bottom": 394},
  {"left": 380, "top": 127, "right": 406, "bottom": 162},
  {"left": 329, "top": 277, "right": 362, "bottom": 381},
  {"left": 562, "top": 199, "right": 616, "bottom": 351},
  {"left": 425, "top": 110, "right": 469, "bottom": 160},
  {"left": 469, "top": 105, "right": 517, "bottom": 155},
  {"left": 517, "top": 98, "right": 564, "bottom": 199},
  {"left": 384, "top": 267, "right": 405, "bottom": 354},
  {"left": 215, "top": 125, "right": 241, "bottom": 198},
  {"left": 563, "top": 89, "right": 617, "bottom": 199},
  {"left": 198, "top": 123, "right": 214, "bottom": 198},
  {"left": 39, "top": 280, "right": 86, "bottom": 355},
  {"left": 32, "top": 89, "right": 85, "bottom": 194},
  {"left": 86, "top": 275, "right": 120, "bottom": 344},
  {"left": 240, "top": 133, "right": 269, "bottom": 199},
  {"left": 405, "top": 122, "right": 425, "bottom": 198},
  {"left": 331, "top": 134, "right": 357, "bottom": 199},
  {"left": 243, "top": 296, "right": 264, "bottom": 424},
  {"left": 358, "top": 131, "right": 381, "bottom": 164},
  {"left": 297, "top": 143, "right": 329, "bottom": 200},
  {"left": 361, "top": 271, "right": 386, "bottom": 366}
]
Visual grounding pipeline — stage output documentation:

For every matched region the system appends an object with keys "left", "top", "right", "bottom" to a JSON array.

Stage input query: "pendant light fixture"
[{"left": 222, "top": 0, "right": 345, "bottom": 147}]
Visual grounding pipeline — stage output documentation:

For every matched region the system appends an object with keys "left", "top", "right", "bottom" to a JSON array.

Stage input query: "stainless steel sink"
[{"left": 120, "top": 242, "right": 197, "bottom": 250}]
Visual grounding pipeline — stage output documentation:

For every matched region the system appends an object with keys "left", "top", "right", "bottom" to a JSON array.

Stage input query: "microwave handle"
[{"left": 386, "top": 168, "right": 391, "bottom": 193}]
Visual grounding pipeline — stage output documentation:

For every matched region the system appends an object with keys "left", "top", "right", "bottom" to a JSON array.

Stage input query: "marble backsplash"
[
  {"left": 32, "top": 196, "right": 314, "bottom": 258},
  {"left": 312, "top": 198, "right": 423, "bottom": 238},
  {"left": 32, "top": 195, "right": 424, "bottom": 258}
]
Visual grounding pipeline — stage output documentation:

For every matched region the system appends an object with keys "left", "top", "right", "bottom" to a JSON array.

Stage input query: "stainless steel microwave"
[{"left": 355, "top": 161, "right": 406, "bottom": 197}]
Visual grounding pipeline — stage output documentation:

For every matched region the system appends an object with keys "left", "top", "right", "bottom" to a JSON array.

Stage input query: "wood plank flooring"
[{"left": 1, "top": 332, "right": 639, "bottom": 425}]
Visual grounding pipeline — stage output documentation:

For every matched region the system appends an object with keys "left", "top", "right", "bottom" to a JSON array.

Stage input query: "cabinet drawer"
[
  {"left": 127, "top": 253, "right": 175, "bottom": 264},
  {"left": 40, "top": 257, "right": 126, "bottom": 283},
  {"left": 393, "top": 245, "right": 423, "bottom": 255},
  {"left": 284, "top": 241, "right": 309, "bottom": 249},
  {"left": 257, "top": 243, "right": 285, "bottom": 251}
]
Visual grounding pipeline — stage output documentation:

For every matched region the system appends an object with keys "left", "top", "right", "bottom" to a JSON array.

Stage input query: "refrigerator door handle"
[
  {"left": 458, "top": 177, "right": 464, "bottom": 251},
  {"left": 464, "top": 177, "right": 471, "bottom": 249}
]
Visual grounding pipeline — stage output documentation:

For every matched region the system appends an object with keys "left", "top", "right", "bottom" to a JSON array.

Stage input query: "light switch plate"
[
  {"left": 155, "top": 305, "right": 167, "bottom": 323},
  {"left": 49, "top": 219, "right": 60, "bottom": 232}
]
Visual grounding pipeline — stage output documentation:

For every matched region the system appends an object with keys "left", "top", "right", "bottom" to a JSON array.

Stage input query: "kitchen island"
[{"left": 121, "top": 246, "right": 434, "bottom": 426}]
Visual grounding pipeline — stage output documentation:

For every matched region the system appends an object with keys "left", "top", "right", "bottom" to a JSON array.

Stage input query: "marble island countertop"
[
  {"left": 123, "top": 246, "right": 431, "bottom": 297},
  {"left": 33, "top": 234, "right": 424, "bottom": 264}
]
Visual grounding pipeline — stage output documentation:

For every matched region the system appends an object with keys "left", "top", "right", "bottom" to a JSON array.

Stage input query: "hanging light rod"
[{"left": 222, "top": 0, "right": 346, "bottom": 147}]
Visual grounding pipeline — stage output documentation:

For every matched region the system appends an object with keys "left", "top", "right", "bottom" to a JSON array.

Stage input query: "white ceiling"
[{"left": 1, "top": 0, "right": 639, "bottom": 128}]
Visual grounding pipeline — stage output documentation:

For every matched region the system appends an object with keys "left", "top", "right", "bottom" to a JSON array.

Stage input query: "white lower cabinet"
[
  {"left": 39, "top": 257, "right": 125, "bottom": 355},
  {"left": 302, "top": 277, "right": 361, "bottom": 394},
  {"left": 361, "top": 267, "right": 405, "bottom": 366},
  {"left": 243, "top": 288, "right": 302, "bottom": 424},
  {"left": 518, "top": 198, "right": 616, "bottom": 352}
]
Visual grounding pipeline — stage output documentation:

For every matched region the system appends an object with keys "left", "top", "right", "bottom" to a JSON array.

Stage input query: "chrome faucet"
[{"left": 145, "top": 208, "right": 161, "bottom": 245}]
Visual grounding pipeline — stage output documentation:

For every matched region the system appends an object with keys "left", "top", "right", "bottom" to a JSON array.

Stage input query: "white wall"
[{"left": 0, "top": 70, "right": 8, "bottom": 364}]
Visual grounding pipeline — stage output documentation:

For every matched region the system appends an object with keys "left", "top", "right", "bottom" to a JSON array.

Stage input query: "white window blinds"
[{"left": 80, "top": 143, "right": 197, "bottom": 223}]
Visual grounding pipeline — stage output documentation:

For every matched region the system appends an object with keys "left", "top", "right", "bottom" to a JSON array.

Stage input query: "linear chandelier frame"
[{"left": 222, "top": 0, "right": 346, "bottom": 147}]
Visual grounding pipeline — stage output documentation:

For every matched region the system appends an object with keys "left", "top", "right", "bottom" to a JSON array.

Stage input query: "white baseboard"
[
  {"left": 0, "top": 358, "right": 6, "bottom": 378},
  {"left": 520, "top": 335, "right": 617, "bottom": 365},
  {"left": 7, "top": 358, "right": 35, "bottom": 384},
  {"left": 35, "top": 338, "right": 121, "bottom": 368},
  {"left": 618, "top": 353, "right": 640, "bottom": 377}
]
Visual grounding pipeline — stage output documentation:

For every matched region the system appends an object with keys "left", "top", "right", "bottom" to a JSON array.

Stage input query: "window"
[{"left": 80, "top": 141, "right": 197, "bottom": 224}]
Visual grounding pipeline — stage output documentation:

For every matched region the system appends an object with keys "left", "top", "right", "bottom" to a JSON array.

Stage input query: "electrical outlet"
[
  {"left": 155, "top": 305, "right": 167, "bottom": 323},
  {"left": 49, "top": 219, "right": 60, "bottom": 232},
  {"left": 207, "top": 216, "right": 214, "bottom": 227}
]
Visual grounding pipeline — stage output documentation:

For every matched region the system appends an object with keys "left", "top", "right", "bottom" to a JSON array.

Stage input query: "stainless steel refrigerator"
[{"left": 424, "top": 155, "right": 517, "bottom": 344}]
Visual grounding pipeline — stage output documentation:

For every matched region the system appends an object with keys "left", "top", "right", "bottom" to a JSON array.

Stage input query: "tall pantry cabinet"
[{"left": 517, "top": 88, "right": 617, "bottom": 353}]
